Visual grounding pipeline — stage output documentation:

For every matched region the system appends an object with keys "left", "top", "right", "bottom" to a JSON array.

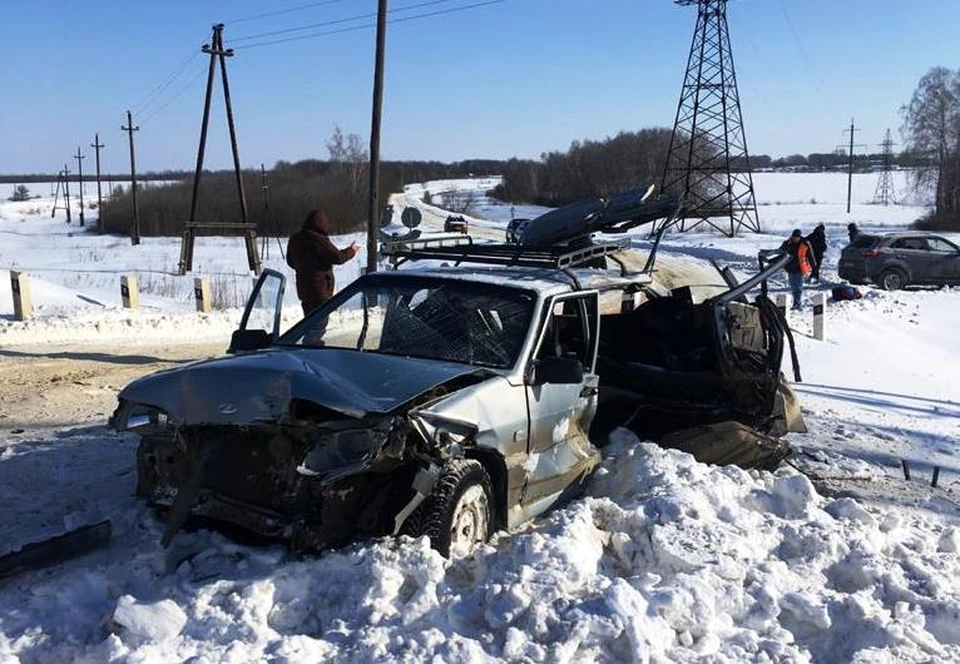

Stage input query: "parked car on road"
[
  {"left": 839, "top": 231, "right": 960, "bottom": 290},
  {"left": 111, "top": 190, "right": 804, "bottom": 557},
  {"left": 443, "top": 215, "right": 469, "bottom": 234}
]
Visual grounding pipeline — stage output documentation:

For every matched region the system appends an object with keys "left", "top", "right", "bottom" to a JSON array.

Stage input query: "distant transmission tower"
[
  {"left": 873, "top": 128, "right": 897, "bottom": 205},
  {"left": 660, "top": 0, "right": 760, "bottom": 236}
]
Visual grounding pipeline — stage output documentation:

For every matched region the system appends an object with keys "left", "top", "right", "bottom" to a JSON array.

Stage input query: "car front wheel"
[
  {"left": 879, "top": 269, "right": 906, "bottom": 291},
  {"left": 402, "top": 459, "right": 493, "bottom": 557}
]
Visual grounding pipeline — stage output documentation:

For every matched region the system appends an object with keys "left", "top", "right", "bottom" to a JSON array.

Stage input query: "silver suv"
[{"left": 111, "top": 191, "right": 804, "bottom": 556}]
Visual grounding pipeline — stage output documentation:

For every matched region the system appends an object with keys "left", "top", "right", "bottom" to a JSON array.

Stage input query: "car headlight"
[
  {"left": 116, "top": 403, "right": 172, "bottom": 433},
  {"left": 297, "top": 428, "right": 387, "bottom": 478}
]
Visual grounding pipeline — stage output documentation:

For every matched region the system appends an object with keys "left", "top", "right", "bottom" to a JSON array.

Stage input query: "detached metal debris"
[{"left": 0, "top": 520, "right": 112, "bottom": 579}]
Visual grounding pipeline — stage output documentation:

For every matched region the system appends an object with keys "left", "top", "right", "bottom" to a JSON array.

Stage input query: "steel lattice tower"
[
  {"left": 873, "top": 128, "right": 897, "bottom": 205},
  {"left": 660, "top": 0, "right": 760, "bottom": 235}
]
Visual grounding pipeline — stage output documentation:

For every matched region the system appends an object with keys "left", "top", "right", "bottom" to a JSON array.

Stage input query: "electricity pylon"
[{"left": 660, "top": 0, "right": 760, "bottom": 235}]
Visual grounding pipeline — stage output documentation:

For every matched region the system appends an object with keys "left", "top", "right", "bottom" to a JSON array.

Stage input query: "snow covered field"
[{"left": 2, "top": 173, "right": 960, "bottom": 662}]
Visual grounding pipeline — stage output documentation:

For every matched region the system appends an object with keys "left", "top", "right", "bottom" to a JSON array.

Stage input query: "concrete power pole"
[
  {"left": 91, "top": 133, "right": 105, "bottom": 232},
  {"left": 74, "top": 146, "right": 86, "bottom": 227},
  {"left": 122, "top": 110, "right": 141, "bottom": 245},
  {"left": 366, "top": 0, "right": 389, "bottom": 274},
  {"left": 841, "top": 119, "right": 866, "bottom": 215}
]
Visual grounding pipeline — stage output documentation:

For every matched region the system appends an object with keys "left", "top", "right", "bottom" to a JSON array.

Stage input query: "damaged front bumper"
[{"left": 129, "top": 414, "right": 421, "bottom": 550}]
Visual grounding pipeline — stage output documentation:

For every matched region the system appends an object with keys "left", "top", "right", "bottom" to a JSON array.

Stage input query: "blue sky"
[{"left": 1, "top": 0, "right": 958, "bottom": 173}]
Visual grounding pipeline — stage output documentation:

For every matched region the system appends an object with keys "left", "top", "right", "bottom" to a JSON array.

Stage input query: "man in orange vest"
[{"left": 779, "top": 228, "right": 816, "bottom": 311}]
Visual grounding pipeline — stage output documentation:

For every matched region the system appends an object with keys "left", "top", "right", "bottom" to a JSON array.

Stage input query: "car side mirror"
[
  {"left": 531, "top": 356, "right": 583, "bottom": 386},
  {"left": 228, "top": 328, "right": 272, "bottom": 354}
]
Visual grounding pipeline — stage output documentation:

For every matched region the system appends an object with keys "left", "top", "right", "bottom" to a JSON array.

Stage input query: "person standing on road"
[
  {"left": 847, "top": 222, "right": 860, "bottom": 244},
  {"left": 805, "top": 223, "right": 827, "bottom": 282},
  {"left": 779, "top": 229, "right": 815, "bottom": 311},
  {"left": 286, "top": 209, "right": 359, "bottom": 316}
]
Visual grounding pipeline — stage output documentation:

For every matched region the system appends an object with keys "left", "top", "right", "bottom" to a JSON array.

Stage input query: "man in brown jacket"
[{"left": 286, "top": 209, "right": 359, "bottom": 315}]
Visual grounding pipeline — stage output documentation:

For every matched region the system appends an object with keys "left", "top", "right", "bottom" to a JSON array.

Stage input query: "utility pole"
[
  {"left": 91, "top": 133, "right": 105, "bottom": 232},
  {"left": 51, "top": 170, "right": 63, "bottom": 219},
  {"left": 837, "top": 119, "right": 866, "bottom": 214},
  {"left": 63, "top": 164, "right": 73, "bottom": 224},
  {"left": 179, "top": 24, "right": 260, "bottom": 275},
  {"left": 259, "top": 164, "right": 269, "bottom": 258},
  {"left": 366, "top": 0, "right": 389, "bottom": 273},
  {"left": 215, "top": 25, "right": 249, "bottom": 228},
  {"left": 122, "top": 110, "right": 141, "bottom": 245},
  {"left": 74, "top": 146, "right": 86, "bottom": 227}
]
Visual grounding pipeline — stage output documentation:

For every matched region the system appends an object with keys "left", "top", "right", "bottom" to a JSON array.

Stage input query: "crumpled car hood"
[{"left": 118, "top": 347, "right": 488, "bottom": 425}]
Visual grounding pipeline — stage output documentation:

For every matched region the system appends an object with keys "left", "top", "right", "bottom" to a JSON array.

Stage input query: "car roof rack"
[
  {"left": 380, "top": 235, "right": 634, "bottom": 290},
  {"left": 382, "top": 235, "right": 631, "bottom": 270}
]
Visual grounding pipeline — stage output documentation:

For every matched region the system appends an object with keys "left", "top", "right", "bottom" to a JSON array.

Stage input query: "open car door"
[{"left": 228, "top": 268, "right": 286, "bottom": 353}]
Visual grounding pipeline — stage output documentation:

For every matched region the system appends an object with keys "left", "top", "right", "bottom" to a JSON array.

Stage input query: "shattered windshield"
[{"left": 279, "top": 276, "right": 536, "bottom": 369}]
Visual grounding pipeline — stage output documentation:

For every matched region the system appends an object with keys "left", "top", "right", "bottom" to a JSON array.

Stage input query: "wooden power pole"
[
  {"left": 366, "top": 0, "right": 389, "bottom": 274},
  {"left": 122, "top": 110, "right": 141, "bottom": 245},
  {"left": 63, "top": 164, "right": 73, "bottom": 225},
  {"left": 74, "top": 146, "right": 86, "bottom": 227},
  {"left": 179, "top": 24, "right": 260, "bottom": 275},
  {"left": 91, "top": 133, "right": 105, "bottom": 233}
]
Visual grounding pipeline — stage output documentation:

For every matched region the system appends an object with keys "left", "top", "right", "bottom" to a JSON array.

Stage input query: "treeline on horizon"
[
  {"left": 0, "top": 147, "right": 930, "bottom": 185},
  {"left": 97, "top": 158, "right": 506, "bottom": 237},
  {"left": 42, "top": 93, "right": 956, "bottom": 238}
]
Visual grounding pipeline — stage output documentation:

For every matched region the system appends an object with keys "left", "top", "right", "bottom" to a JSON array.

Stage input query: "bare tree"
[
  {"left": 326, "top": 124, "right": 368, "bottom": 198},
  {"left": 901, "top": 66, "right": 960, "bottom": 223}
]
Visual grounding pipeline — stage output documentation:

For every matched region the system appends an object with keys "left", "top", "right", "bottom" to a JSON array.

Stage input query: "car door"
[
  {"left": 521, "top": 291, "right": 601, "bottom": 515},
  {"left": 228, "top": 269, "right": 286, "bottom": 352},
  {"left": 890, "top": 237, "right": 936, "bottom": 284},
  {"left": 927, "top": 236, "right": 960, "bottom": 283}
]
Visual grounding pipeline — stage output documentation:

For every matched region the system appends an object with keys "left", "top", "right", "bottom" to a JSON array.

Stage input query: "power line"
[
  {"left": 227, "top": 0, "right": 352, "bottom": 25},
  {"left": 134, "top": 49, "right": 202, "bottom": 117},
  {"left": 777, "top": 0, "right": 823, "bottom": 95},
  {"left": 237, "top": 0, "right": 506, "bottom": 50},
  {"left": 139, "top": 63, "right": 209, "bottom": 125},
  {"left": 232, "top": 0, "right": 462, "bottom": 43}
]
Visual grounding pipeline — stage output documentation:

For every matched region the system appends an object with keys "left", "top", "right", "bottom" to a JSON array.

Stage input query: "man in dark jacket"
[
  {"left": 805, "top": 223, "right": 827, "bottom": 281},
  {"left": 286, "top": 209, "right": 359, "bottom": 316},
  {"left": 779, "top": 229, "right": 816, "bottom": 311},
  {"left": 847, "top": 222, "right": 860, "bottom": 244}
]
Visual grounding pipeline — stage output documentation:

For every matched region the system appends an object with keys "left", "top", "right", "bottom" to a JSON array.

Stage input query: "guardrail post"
[
  {"left": 120, "top": 275, "right": 139, "bottom": 309},
  {"left": 10, "top": 271, "right": 33, "bottom": 320},
  {"left": 812, "top": 292, "right": 826, "bottom": 340},
  {"left": 194, "top": 277, "right": 212, "bottom": 313}
]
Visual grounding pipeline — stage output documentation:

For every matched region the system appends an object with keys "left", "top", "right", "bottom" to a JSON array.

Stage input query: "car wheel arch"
[{"left": 463, "top": 447, "right": 508, "bottom": 531}]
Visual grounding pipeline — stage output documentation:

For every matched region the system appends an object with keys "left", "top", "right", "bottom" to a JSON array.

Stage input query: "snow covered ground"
[{"left": 2, "top": 173, "right": 960, "bottom": 662}]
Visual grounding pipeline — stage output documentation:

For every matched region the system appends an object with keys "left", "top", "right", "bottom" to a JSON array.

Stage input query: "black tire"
[
  {"left": 879, "top": 269, "right": 906, "bottom": 291},
  {"left": 401, "top": 459, "right": 493, "bottom": 557}
]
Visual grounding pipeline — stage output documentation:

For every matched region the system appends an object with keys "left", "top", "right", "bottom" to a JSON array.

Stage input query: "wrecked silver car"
[{"left": 111, "top": 190, "right": 804, "bottom": 556}]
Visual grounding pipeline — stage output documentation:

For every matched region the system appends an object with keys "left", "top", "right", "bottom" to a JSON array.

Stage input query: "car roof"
[
  {"left": 370, "top": 263, "right": 653, "bottom": 297},
  {"left": 879, "top": 230, "right": 953, "bottom": 238}
]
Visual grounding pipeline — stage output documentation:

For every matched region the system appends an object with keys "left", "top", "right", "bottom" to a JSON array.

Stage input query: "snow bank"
[
  {"left": 0, "top": 305, "right": 302, "bottom": 347},
  {"left": 2, "top": 431, "right": 959, "bottom": 662}
]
